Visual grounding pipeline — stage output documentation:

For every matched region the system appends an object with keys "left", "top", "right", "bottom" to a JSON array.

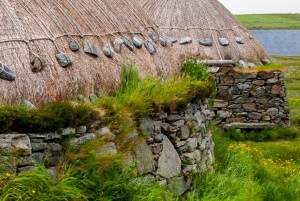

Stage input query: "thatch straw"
[
  {"left": 137, "top": 0, "right": 269, "bottom": 62},
  {"left": 0, "top": 0, "right": 181, "bottom": 105}
]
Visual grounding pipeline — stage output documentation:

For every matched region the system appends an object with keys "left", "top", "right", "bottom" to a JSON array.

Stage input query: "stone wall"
[
  {"left": 0, "top": 98, "right": 214, "bottom": 195},
  {"left": 137, "top": 99, "right": 214, "bottom": 194},
  {"left": 209, "top": 65, "right": 290, "bottom": 129}
]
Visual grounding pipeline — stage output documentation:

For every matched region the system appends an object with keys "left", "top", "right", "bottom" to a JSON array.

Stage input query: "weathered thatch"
[
  {"left": 137, "top": 0, "right": 269, "bottom": 62},
  {"left": 0, "top": 0, "right": 180, "bottom": 105}
]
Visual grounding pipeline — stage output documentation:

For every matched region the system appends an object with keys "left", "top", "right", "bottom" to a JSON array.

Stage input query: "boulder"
[
  {"left": 0, "top": 134, "right": 32, "bottom": 156},
  {"left": 0, "top": 62, "right": 15, "bottom": 81},
  {"left": 56, "top": 53, "right": 72, "bottom": 67},
  {"left": 123, "top": 36, "right": 134, "bottom": 51},
  {"left": 31, "top": 56, "right": 46, "bottom": 72},
  {"left": 102, "top": 42, "right": 114, "bottom": 58},
  {"left": 69, "top": 39, "right": 80, "bottom": 51},
  {"left": 133, "top": 36, "right": 143, "bottom": 48},
  {"left": 44, "top": 143, "right": 63, "bottom": 167},
  {"left": 158, "top": 136, "right": 181, "bottom": 178},
  {"left": 242, "top": 103, "right": 256, "bottom": 112},
  {"left": 96, "top": 142, "right": 118, "bottom": 157},
  {"left": 168, "top": 177, "right": 191, "bottom": 196},
  {"left": 217, "top": 111, "right": 232, "bottom": 119},
  {"left": 235, "top": 37, "right": 244, "bottom": 44},
  {"left": 69, "top": 133, "right": 97, "bottom": 147},
  {"left": 218, "top": 38, "right": 229, "bottom": 46},
  {"left": 258, "top": 71, "right": 274, "bottom": 79},
  {"left": 179, "top": 37, "right": 192, "bottom": 44},
  {"left": 114, "top": 38, "right": 123, "bottom": 53},
  {"left": 133, "top": 140, "right": 155, "bottom": 174},
  {"left": 199, "top": 38, "right": 212, "bottom": 46},
  {"left": 148, "top": 30, "right": 158, "bottom": 43},
  {"left": 212, "top": 99, "right": 228, "bottom": 108},
  {"left": 21, "top": 99, "right": 37, "bottom": 109},
  {"left": 266, "top": 108, "right": 279, "bottom": 116},
  {"left": 84, "top": 41, "right": 99, "bottom": 57},
  {"left": 61, "top": 128, "right": 75, "bottom": 136},
  {"left": 144, "top": 40, "right": 156, "bottom": 54}
]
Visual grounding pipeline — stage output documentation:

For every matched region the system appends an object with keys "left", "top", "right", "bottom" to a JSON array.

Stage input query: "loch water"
[{"left": 250, "top": 30, "right": 300, "bottom": 56}]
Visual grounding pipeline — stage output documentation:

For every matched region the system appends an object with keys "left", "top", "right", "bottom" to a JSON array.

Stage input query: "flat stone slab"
[{"left": 223, "top": 122, "right": 275, "bottom": 129}]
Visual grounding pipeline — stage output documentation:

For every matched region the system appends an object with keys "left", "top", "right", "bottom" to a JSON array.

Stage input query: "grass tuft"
[{"left": 0, "top": 166, "right": 85, "bottom": 201}]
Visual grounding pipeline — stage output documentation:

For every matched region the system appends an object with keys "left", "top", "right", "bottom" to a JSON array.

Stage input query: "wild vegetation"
[
  {"left": 0, "top": 61, "right": 214, "bottom": 200},
  {"left": 1, "top": 54, "right": 300, "bottom": 200},
  {"left": 275, "top": 56, "right": 300, "bottom": 126},
  {"left": 0, "top": 102, "right": 98, "bottom": 133},
  {"left": 184, "top": 56, "right": 300, "bottom": 201},
  {"left": 186, "top": 127, "right": 300, "bottom": 201},
  {"left": 236, "top": 14, "right": 300, "bottom": 30}
]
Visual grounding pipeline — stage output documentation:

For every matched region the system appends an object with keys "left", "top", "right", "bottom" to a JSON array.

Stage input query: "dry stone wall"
[
  {"left": 209, "top": 65, "right": 290, "bottom": 129},
  {"left": 0, "top": 98, "right": 214, "bottom": 195},
  {"left": 137, "top": 99, "right": 214, "bottom": 194}
]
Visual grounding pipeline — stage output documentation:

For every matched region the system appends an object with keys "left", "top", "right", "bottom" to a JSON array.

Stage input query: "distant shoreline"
[{"left": 235, "top": 14, "right": 300, "bottom": 30}]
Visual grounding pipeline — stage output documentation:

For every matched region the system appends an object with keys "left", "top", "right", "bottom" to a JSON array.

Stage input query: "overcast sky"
[{"left": 218, "top": 0, "right": 300, "bottom": 14}]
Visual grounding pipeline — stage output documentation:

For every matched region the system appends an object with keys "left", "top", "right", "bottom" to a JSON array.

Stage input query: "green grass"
[
  {"left": 0, "top": 61, "right": 214, "bottom": 200},
  {"left": 0, "top": 102, "right": 97, "bottom": 133},
  {"left": 184, "top": 55, "right": 300, "bottom": 200},
  {"left": 0, "top": 166, "right": 86, "bottom": 201},
  {"left": 185, "top": 126, "right": 300, "bottom": 201},
  {"left": 274, "top": 56, "right": 300, "bottom": 126},
  {"left": 96, "top": 63, "right": 215, "bottom": 129},
  {"left": 1, "top": 56, "right": 300, "bottom": 200},
  {"left": 236, "top": 14, "right": 300, "bottom": 30}
]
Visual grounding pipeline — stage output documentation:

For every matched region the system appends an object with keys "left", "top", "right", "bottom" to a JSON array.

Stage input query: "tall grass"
[
  {"left": 96, "top": 63, "right": 215, "bottom": 129},
  {"left": 274, "top": 56, "right": 300, "bottom": 127},
  {"left": 187, "top": 126, "right": 300, "bottom": 201},
  {"left": 223, "top": 127, "right": 300, "bottom": 142},
  {"left": 0, "top": 166, "right": 85, "bottom": 201},
  {"left": 76, "top": 152, "right": 176, "bottom": 201}
]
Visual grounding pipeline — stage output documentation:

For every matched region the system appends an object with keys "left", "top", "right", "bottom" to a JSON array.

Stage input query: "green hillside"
[{"left": 236, "top": 14, "right": 300, "bottom": 30}]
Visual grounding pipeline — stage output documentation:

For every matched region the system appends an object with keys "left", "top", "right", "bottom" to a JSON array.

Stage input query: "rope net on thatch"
[
  {"left": 138, "top": 0, "right": 269, "bottom": 62},
  {"left": 0, "top": 0, "right": 181, "bottom": 105}
]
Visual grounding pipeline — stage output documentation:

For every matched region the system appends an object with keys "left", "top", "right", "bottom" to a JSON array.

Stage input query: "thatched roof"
[
  {"left": 0, "top": 0, "right": 180, "bottom": 105},
  {"left": 138, "top": 0, "right": 269, "bottom": 62}
]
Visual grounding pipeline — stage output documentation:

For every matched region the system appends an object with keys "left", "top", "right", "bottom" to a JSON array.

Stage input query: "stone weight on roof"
[
  {"left": 137, "top": 0, "right": 269, "bottom": 62},
  {"left": 0, "top": 0, "right": 181, "bottom": 104}
]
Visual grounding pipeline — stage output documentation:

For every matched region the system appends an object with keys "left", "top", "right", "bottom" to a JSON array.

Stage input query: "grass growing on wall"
[
  {"left": 96, "top": 63, "right": 215, "bottom": 129},
  {"left": 0, "top": 61, "right": 214, "bottom": 200},
  {"left": 0, "top": 102, "right": 98, "bottom": 133},
  {"left": 1, "top": 56, "right": 300, "bottom": 200}
]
